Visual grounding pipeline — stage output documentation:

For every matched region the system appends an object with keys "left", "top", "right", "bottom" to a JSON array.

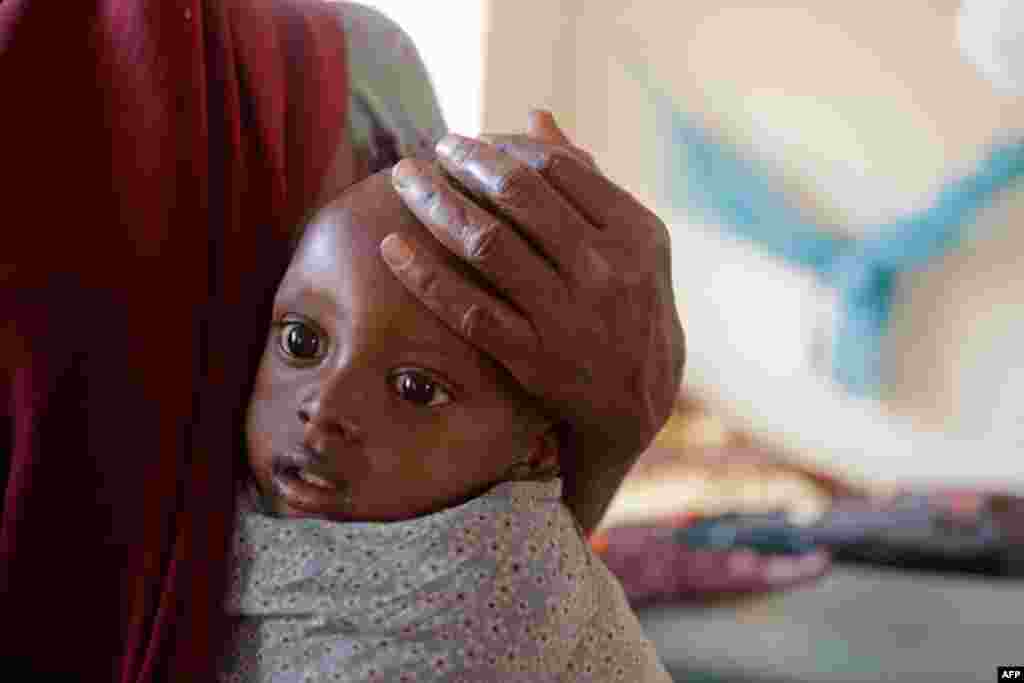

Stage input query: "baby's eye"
[
  {"left": 277, "top": 320, "right": 323, "bottom": 360},
  {"left": 390, "top": 370, "right": 453, "bottom": 407}
]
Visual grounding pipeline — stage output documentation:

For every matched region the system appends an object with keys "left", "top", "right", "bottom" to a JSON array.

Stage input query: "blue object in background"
[
  {"left": 674, "top": 516, "right": 819, "bottom": 556},
  {"left": 628, "top": 59, "right": 1024, "bottom": 397}
]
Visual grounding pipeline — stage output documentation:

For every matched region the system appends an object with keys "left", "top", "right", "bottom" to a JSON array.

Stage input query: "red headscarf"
[{"left": 0, "top": 1, "right": 349, "bottom": 679}]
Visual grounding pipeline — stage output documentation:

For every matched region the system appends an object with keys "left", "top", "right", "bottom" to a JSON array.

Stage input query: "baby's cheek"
[
  {"left": 389, "top": 426, "right": 435, "bottom": 480},
  {"left": 245, "top": 357, "right": 290, "bottom": 461},
  {"left": 404, "top": 423, "right": 462, "bottom": 479},
  {"left": 248, "top": 351, "right": 279, "bottom": 403},
  {"left": 443, "top": 414, "right": 522, "bottom": 479}
]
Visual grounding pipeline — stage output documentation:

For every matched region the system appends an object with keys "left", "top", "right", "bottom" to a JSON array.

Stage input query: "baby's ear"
[{"left": 525, "top": 424, "right": 561, "bottom": 480}]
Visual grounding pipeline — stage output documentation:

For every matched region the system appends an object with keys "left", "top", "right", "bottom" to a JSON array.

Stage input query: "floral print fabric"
[{"left": 217, "top": 479, "right": 671, "bottom": 682}]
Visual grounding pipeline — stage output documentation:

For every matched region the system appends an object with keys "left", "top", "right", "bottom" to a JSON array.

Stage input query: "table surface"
[{"left": 637, "top": 566, "right": 1023, "bottom": 683}]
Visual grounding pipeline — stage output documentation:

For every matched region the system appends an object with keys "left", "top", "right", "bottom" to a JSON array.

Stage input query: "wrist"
[{"left": 559, "top": 423, "right": 648, "bottom": 537}]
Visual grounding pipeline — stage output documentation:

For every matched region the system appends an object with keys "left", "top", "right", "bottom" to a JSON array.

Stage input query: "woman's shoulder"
[
  {"left": 327, "top": 2, "right": 448, "bottom": 171},
  {"left": 333, "top": 1, "right": 436, "bottom": 103},
  {"left": 331, "top": 2, "right": 410, "bottom": 42}
]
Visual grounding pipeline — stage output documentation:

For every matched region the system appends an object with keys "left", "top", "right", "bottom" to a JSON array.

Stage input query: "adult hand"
[{"left": 381, "top": 111, "right": 685, "bottom": 534}]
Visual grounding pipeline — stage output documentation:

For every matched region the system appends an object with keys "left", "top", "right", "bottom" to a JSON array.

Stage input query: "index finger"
[{"left": 379, "top": 232, "right": 546, "bottom": 395}]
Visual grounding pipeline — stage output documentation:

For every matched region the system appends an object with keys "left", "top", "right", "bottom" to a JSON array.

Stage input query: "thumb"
[
  {"left": 527, "top": 109, "right": 571, "bottom": 145},
  {"left": 526, "top": 109, "right": 598, "bottom": 169}
]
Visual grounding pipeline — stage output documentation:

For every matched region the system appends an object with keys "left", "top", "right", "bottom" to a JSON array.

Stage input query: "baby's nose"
[{"left": 298, "top": 398, "right": 364, "bottom": 445}]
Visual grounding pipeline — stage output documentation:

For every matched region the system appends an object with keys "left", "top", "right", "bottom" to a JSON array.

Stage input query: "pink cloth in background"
[{"left": 597, "top": 525, "right": 831, "bottom": 606}]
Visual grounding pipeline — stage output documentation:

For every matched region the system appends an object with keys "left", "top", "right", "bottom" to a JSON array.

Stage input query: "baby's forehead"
[
  {"left": 294, "top": 168, "right": 476, "bottom": 297},
  {"left": 311, "top": 169, "right": 424, "bottom": 255},
  {"left": 284, "top": 171, "right": 537, "bottom": 410}
]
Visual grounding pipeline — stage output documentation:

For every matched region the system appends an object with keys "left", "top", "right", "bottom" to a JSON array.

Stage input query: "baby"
[{"left": 219, "top": 170, "right": 671, "bottom": 682}]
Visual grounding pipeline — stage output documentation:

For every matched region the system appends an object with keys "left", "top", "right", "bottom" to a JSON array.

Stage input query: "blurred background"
[{"left": 356, "top": 2, "right": 1023, "bottom": 681}]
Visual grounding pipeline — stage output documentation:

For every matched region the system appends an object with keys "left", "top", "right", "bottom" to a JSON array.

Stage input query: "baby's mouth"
[
  {"left": 284, "top": 465, "right": 337, "bottom": 491},
  {"left": 271, "top": 450, "right": 353, "bottom": 517}
]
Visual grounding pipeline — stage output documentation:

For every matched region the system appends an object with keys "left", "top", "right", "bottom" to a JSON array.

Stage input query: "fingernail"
[
  {"left": 393, "top": 158, "right": 424, "bottom": 189},
  {"left": 529, "top": 109, "right": 569, "bottom": 144},
  {"left": 435, "top": 134, "right": 469, "bottom": 163},
  {"left": 380, "top": 234, "right": 414, "bottom": 269},
  {"left": 530, "top": 109, "right": 555, "bottom": 127},
  {"left": 392, "top": 161, "right": 437, "bottom": 204}
]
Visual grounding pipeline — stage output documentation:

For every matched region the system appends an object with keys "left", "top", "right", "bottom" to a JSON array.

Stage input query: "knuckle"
[
  {"left": 413, "top": 267, "right": 441, "bottom": 301},
  {"left": 516, "top": 143, "right": 555, "bottom": 172},
  {"left": 572, "top": 245, "right": 613, "bottom": 290},
  {"left": 585, "top": 246, "right": 612, "bottom": 285},
  {"left": 543, "top": 148, "right": 577, "bottom": 172},
  {"left": 425, "top": 186, "right": 464, "bottom": 230},
  {"left": 448, "top": 135, "right": 481, "bottom": 166},
  {"left": 493, "top": 163, "right": 536, "bottom": 210},
  {"left": 460, "top": 304, "right": 486, "bottom": 340},
  {"left": 464, "top": 220, "right": 503, "bottom": 263},
  {"left": 488, "top": 137, "right": 555, "bottom": 172},
  {"left": 419, "top": 184, "right": 441, "bottom": 212}
]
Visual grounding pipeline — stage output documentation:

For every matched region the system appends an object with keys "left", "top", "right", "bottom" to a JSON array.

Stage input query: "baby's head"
[{"left": 246, "top": 170, "right": 559, "bottom": 522}]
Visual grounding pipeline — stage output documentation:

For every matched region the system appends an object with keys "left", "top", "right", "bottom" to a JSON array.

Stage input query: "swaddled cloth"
[{"left": 218, "top": 479, "right": 671, "bottom": 682}]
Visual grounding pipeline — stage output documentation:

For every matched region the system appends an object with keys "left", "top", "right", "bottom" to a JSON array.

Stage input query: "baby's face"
[{"left": 246, "top": 171, "right": 551, "bottom": 522}]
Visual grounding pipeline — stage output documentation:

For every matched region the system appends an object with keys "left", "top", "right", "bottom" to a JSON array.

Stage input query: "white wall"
[{"left": 479, "top": 0, "right": 582, "bottom": 135}]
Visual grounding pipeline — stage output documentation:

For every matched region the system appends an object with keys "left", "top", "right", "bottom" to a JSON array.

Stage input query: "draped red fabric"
[{"left": 0, "top": 1, "right": 349, "bottom": 679}]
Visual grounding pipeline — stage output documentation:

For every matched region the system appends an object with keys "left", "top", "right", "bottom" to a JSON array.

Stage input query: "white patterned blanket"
[{"left": 218, "top": 479, "right": 670, "bottom": 682}]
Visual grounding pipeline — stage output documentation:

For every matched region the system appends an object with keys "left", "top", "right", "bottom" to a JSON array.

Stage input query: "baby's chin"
[
  {"left": 271, "top": 490, "right": 490, "bottom": 524},
  {"left": 259, "top": 484, "right": 422, "bottom": 523},
  {"left": 249, "top": 468, "right": 515, "bottom": 523},
  {"left": 276, "top": 501, "right": 362, "bottom": 523}
]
